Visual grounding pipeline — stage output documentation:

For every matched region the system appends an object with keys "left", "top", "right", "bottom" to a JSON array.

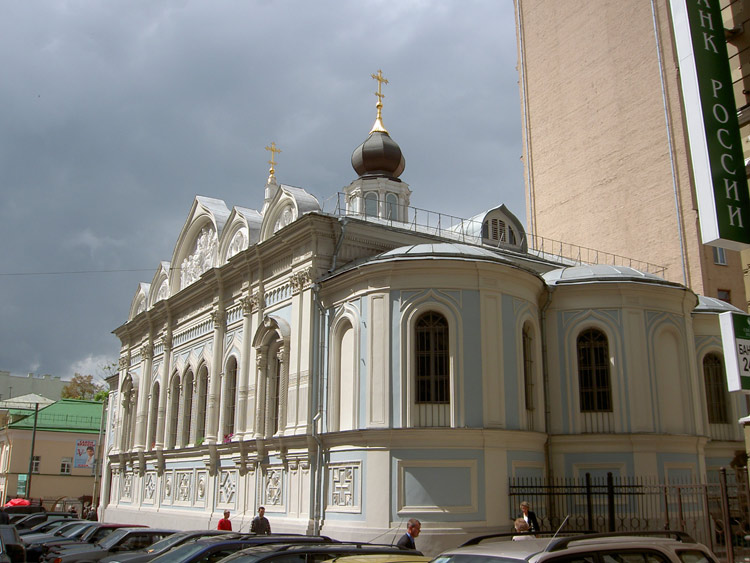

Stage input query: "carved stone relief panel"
[
  {"left": 217, "top": 469, "right": 237, "bottom": 508},
  {"left": 264, "top": 467, "right": 284, "bottom": 507},
  {"left": 195, "top": 470, "right": 207, "bottom": 507},
  {"left": 162, "top": 471, "right": 174, "bottom": 504},
  {"left": 327, "top": 463, "right": 361, "bottom": 513},
  {"left": 175, "top": 471, "right": 193, "bottom": 505},
  {"left": 121, "top": 472, "right": 133, "bottom": 502},
  {"left": 143, "top": 471, "right": 157, "bottom": 504}
]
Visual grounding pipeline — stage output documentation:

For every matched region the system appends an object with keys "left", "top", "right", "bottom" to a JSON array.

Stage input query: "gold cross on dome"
[
  {"left": 369, "top": 69, "right": 389, "bottom": 134},
  {"left": 265, "top": 142, "right": 282, "bottom": 179},
  {"left": 371, "top": 69, "right": 389, "bottom": 106}
]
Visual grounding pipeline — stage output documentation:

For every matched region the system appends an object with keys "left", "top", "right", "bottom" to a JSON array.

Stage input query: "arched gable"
[
  {"left": 129, "top": 283, "right": 151, "bottom": 320},
  {"left": 147, "top": 262, "right": 171, "bottom": 308},
  {"left": 169, "top": 196, "right": 231, "bottom": 293},
  {"left": 259, "top": 185, "right": 321, "bottom": 242},
  {"left": 219, "top": 206, "right": 262, "bottom": 264}
]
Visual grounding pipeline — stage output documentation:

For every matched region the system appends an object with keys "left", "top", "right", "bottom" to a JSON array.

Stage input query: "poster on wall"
[
  {"left": 74, "top": 439, "right": 96, "bottom": 468},
  {"left": 719, "top": 311, "right": 750, "bottom": 392}
]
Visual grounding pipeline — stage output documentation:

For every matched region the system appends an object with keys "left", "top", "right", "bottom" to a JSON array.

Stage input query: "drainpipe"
[
  {"left": 539, "top": 286, "right": 554, "bottom": 480},
  {"left": 311, "top": 283, "right": 330, "bottom": 535}
]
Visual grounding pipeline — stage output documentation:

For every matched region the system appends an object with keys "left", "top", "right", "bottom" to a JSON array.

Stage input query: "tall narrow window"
[
  {"left": 269, "top": 351, "right": 282, "bottom": 435},
  {"left": 147, "top": 383, "right": 159, "bottom": 450},
  {"left": 577, "top": 329, "right": 612, "bottom": 412},
  {"left": 522, "top": 327, "right": 534, "bottom": 412},
  {"left": 415, "top": 312, "right": 450, "bottom": 404},
  {"left": 181, "top": 371, "right": 194, "bottom": 446},
  {"left": 196, "top": 368, "right": 208, "bottom": 443},
  {"left": 704, "top": 353, "right": 729, "bottom": 424},
  {"left": 385, "top": 193, "right": 398, "bottom": 220},
  {"left": 32, "top": 456, "right": 40, "bottom": 473},
  {"left": 224, "top": 358, "right": 237, "bottom": 440},
  {"left": 364, "top": 192, "right": 378, "bottom": 217},
  {"left": 167, "top": 375, "right": 180, "bottom": 449}
]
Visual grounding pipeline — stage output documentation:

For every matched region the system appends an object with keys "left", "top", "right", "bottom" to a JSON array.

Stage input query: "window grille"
[
  {"left": 577, "top": 329, "right": 612, "bottom": 413},
  {"left": 415, "top": 312, "right": 450, "bottom": 404}
]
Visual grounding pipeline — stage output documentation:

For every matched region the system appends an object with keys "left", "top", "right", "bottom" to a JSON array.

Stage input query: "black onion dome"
[{"left": 351, "top": 131, "right": 405, "bottom": 179}]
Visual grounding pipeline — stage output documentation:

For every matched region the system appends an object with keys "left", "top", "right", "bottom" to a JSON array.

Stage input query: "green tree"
[{"left": 61, "top": 374, "right": 106, "bottom": 400}]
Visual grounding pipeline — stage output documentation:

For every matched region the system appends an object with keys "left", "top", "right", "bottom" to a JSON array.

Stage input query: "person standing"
[
  {"left": 217, "top": 510, "right": 232, "bottom": 531},
  {"left": 396, "top": 519, "right": 420, "bottom": 549},
  {"left": 517, "top": 501, "right": 540, "bottom": 532},
  {"left": 250, "top": 506, "right": 271, "bottom": 535}
]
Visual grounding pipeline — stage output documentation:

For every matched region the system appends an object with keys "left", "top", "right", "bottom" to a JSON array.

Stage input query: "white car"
[{"left": 432, "top": 531, "right": 718, "bottom": 563}]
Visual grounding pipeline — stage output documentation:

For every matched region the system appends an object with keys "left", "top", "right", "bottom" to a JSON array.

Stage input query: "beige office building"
[{"left": 515, "top": 0, "right": 750, "bottom": 310}]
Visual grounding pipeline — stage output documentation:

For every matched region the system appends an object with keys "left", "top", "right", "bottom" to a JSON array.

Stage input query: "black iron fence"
[{"left": 509, "top": 469, "right": 750, "bottom": 562}]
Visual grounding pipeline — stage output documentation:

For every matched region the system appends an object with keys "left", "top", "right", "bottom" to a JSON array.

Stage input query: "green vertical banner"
[
  {"left": 720, "top": 311, "right": 750, "bottom": 392},
  {"left": 670, "top": 0, "right": 750, "bottom": 249}
]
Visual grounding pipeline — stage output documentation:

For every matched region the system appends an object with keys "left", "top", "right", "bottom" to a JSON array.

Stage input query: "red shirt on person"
[{"left": 218, "top": 512, "right": 232, "bottom": 530}]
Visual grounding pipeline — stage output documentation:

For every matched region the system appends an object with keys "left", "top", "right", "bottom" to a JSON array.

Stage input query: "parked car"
[
  {"left": 146, "top": 535, "right": 339, "bottom": 563},
  {"left": 431, "top": 531, "right": 719, "bottom": 563},
  {"left": 220, "top": 542, "right": 422, "bottom": 563},
  {"left": 99, "top": 530, "right": 240, "bottom": 563},
  {"left": 20, "top": 519, "right": 82, "bottom": 537},
  {"left": 320, "top": 555, "right": 430, "bottom": 563},
  {"left": 25, "top": 522, "right": 100, "bottom": 562},
  {"left": 14, "top": 512, "right": 79, "bottom": 531},
  {"left": 42, "top": 524, "right": 147, "bottom": 558},
  {"left": 45, "top": 528, "right": 176, "bottom": 563},
  {"left": 0, "top": 524, "right": 26, "bottom": 563}
]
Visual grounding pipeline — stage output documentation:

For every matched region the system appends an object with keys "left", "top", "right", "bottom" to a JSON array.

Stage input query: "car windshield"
[
  {"left": 98, "top": 529, "right": 131, "bottom": 549},
  {"left": 145, "top": 533, "right": 190, "bottom": 554},
  {"left": 55, "top": 522, "right": 88, "bottom": 536},
  {"left": 34, "top": 520, "right": 69, "bottom": 533},
  {"left": 432, "top": 556, "right": 525, "bottom": 563},
  {"left": 150, "top": 542, "right": 212, "bottom": 563}
]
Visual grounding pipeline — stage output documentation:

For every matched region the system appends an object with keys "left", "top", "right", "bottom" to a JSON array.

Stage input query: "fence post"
[
  {"left": 663, "top": 483, "right": 671, "bottom": 530},
  {"left": 586, "top": 473, "right": 593, "bottom": 531},
  {"left": 720, "top": 467, "right": 734, "bottom": 563},
  {"left": 676, "top": 487, "right": 684, "bottom": 532},
  {"left": 607, "top": 472, "right": 616, "bottom": 532}
]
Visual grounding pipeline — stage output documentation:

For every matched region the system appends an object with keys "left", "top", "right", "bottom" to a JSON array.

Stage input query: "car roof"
[{"left": 322, "top": 554, "right": 431, "bottom": 563}]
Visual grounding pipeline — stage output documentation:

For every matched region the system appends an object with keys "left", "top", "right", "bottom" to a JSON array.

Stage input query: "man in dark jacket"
[
  {"left": 250, "top": 506, "right": 271, "bottom": 535},
  {"left": 396, "top": 519, "right": 420, "bottom": 549}
]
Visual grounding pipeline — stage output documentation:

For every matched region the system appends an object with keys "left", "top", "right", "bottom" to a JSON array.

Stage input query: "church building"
[{"left": 103, "top": 73, "right": 747, "bottom": 550}]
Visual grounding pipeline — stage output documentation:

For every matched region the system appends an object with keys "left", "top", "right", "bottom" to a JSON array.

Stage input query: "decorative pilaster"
[
  {"left": 155, "top": 334, "right": 172, "bottom": 454},
  {"left": 205, "top": 306, "right": 226, "bottom": 444},
  {"left": 236, "top": 293, "right": 255, "bottom": 439},
  {"left": 276, "top": 347, "right": 288, "bottom": 436},
  {"left": 290, "top": 268, "right": 313, "bottom": 294},
  {"left": 134, "top": 342, "right": 153, "bottom": 451},
  {"left": 254, "top": 350, "right": 267, "bottom": 438}
]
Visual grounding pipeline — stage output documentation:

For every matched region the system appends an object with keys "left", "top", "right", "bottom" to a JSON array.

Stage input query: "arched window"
[
  {"left": 269, "top": 348, "right": 283, "bottom": 436},
  {"left": 704, "top": 353, "right": 729, "bottom": 424},
  {"left": 181, "top": 371, "right": 194, "bottom": 446},
  {"left": 385, "top": 193, "right": 398, "bottom": 220},
  {"left": 222, "top": 358, "right": 237, "bottom": 441},
  {"left": 364, "top": 192, "right": 378, "bottom": 217},
  {"left": 522, "top": 325, "right": 535, "bottom": 430},
  {"left": 577, "top": 328, "right": 612, "bottom": 412},
  {"left": 331, "top": 319, "right": 356, "bottom": 431},
  {"left": 167, "top": 374, "right": 180, "bottom": 449},
  {"left": 195, "top": 367, "right": 208, "bottom": 443},
  {"left": 416, "top": 312, "right": 449, "bottom": 404},
  {"left": 146, "top": 382, "right": 159, "bottom": 450}
]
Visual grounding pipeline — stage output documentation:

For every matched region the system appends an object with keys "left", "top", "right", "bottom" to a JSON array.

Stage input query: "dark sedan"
[
  {"left": 98, "top": 531, "right": 239, "bottom": 563},
  {"left": 24, "top": 522, "right": 100, "bottom": 562},
  {"left": 45, "top": 528, "right": 175, "bottom": 563},
  {"left": 220, "top": 542, "right": 423, "bottom": 563}
]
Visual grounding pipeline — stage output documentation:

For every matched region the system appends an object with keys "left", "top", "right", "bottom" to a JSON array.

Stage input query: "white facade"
[{"left": 104, "top": 118, "right": 747, "bottom": 553}]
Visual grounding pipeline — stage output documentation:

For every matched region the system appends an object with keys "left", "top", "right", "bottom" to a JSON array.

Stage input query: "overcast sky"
[{"left": 0, "top": 0, "right": 524, "bottom": 383}]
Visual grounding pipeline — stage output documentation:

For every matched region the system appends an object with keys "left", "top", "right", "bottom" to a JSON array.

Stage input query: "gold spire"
[
  {"left": 265, "top": 141, "right": 282, "bottom": 182},
  {"left": 370, "top": 69, "right": 389, "bottom": 134}
]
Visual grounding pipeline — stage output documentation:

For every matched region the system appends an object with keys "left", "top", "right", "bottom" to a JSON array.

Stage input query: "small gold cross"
[
  {"left": 265, "top": 142, "right": 282, "bottom": 179},
  {"left": 369, "top": 69, "right": 389, "bottom": 134}
]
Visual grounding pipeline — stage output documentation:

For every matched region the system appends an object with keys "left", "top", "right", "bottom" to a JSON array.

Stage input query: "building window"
[
  {"left": 196, "top": 368, "right": 208, "bottom": 444},
  {"left": 704, "top": 353, "right": 730, "bottom": 424},
  {"left": 181, "top": 371, "right": 194, "bottom": 446},
  {"left": 577, "top": 328, "right": 612, "bottom": 412},
  {"left": 223, "top": 358, "right": 237, "bottom": 440},
  {"left": 718, "top": 289, "right": 731, "bottom": 303},
  {"left": 147, "top": 383, "right": 159, "bottom": 450},
  {"left": 415, "top": 312, "right": 450, "bottom": 404},
  {"left": 385, "top": 193, "right": 398, "bottom": 220},
  {"left": 269, "top": 353, "right": 282, "bottom": 435},
  {"left": 522, "top": 327, "right": 534, "bottom": 412},
  {"left": 364, "top": 192, "right": 378, "bottom": 217},
  {"left": 32, "top": 456, "right": 40, "bottom": 474},
  {"left": 167, "top": 375, "right": 180, "bottom": 449},
  {"left": 60, "top": 457, "right": 72, "bottom": 475},
  {"left": 713, "top": 246, "right": 727, "bottom": 265}
]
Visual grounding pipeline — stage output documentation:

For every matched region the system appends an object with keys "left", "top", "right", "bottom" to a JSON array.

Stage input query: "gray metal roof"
[
  {"left": 694, "top": 295, "right": 745, "bottom": 313},
  {"left": 543, "top": 264, "right": 680, "bottom": 287}
]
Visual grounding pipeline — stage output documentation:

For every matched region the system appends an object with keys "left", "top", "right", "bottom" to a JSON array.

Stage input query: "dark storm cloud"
[{"left": 0, "top": 0, "right": 523, "bottom": 380}]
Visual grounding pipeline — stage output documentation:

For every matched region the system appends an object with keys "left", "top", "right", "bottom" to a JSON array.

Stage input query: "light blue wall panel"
[
  {"left": 462, "top": 290, "right": 483, "bottom": 427},
  {"left": 503, "top": 295, "right": 521, "bottom": 428}
]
